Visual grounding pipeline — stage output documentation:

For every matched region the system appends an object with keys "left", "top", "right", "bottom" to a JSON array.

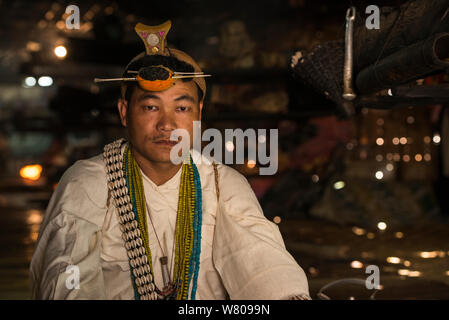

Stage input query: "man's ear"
[
  {"left": 199, "top": 100, "right": 203, "bottom": 121},
  {"left": 117, "top": 99, "right": 128, "bottom": 127}
]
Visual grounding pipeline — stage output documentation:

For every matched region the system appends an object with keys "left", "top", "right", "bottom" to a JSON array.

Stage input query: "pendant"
[
  {"left": 160, "top": 256, "right": 170, "bottom": 288},
  {"left": 159, "top": 256, "right": 177, "bottom": 299}
]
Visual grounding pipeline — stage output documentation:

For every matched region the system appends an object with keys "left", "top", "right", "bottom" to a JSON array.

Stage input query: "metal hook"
[
  {"left": 346, "top": 6, "right": 356, "bottom": 21},
  {"left": 343, "top": 6, "right": 357, "bottom": 103}
]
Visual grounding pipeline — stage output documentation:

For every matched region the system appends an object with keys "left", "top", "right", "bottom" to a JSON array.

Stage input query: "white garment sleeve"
[
  {"left": 211, "top": 165, "right": 310, "bottom": 300},
  {"left": 30, "top": 212, "right": 106, "bottom": 299},
  {"left": 30, "top": 157, "right": 108, "bottom": 299}
]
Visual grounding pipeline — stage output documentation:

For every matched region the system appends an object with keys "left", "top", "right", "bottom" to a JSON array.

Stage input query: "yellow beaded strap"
[{"left": 173, "top": 159, "right": 195, "bottom": 299}]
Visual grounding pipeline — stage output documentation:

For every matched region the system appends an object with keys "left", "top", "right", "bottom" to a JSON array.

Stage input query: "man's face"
[{"left": 118, "top": 80, "right": 202, "bottom": 164}]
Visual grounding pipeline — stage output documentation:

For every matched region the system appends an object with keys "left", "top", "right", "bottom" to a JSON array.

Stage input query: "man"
[{"left": 30, "top": 21, "right": 310, "bottom": 300}]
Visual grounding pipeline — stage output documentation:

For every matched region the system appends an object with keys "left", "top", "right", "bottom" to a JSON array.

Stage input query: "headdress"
[{"left": 94, "top": 20, "right": 210, "bottom": 100}]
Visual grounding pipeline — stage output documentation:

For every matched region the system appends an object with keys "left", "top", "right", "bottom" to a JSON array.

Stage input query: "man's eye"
[
  {"left": 144, "top": 105, "right": 158, "bottom": 111},
  {"left": 176, "top": 106, "right": 190, "bottom": 112}
]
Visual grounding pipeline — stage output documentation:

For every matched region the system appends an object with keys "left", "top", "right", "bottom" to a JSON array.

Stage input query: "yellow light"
[
  {"left": 424, "top": 136, "right": 431, "bottom": 144},
  {"left": 415, "top": 154, "right": 422, "bottom": 162},
  {"left": 433, "top": 134, "right": 441, "bottom": 144},
  {"left": 45, "top": 11, "right": 55, "bottom": 20},
  {"left": 438, "top": 251, "right": 446, "bottom": 258},
  {"left": 352, "top": 226, "right": 366, "bottom": 236},
  {"left": 392, "top": 137, "right": 400, "bottom": 145},
  {"left": 54, "top": 45, "right": 67, "bottom": 58},
  {"left": 311, "top": 174, "right": 319, "bottom": 183},
  {"left": 387, "top": 257, "right": 401, "bottom": 264},
  {"left": 376, "top": 138, "right": 384, "bottom": 146},
  {"left": 38, "top": 20, "right": 47, "bottom": 29},
  {"left": 350, "top": 260, "right": 363, "bottom": 269},
  {"left": 445, "top": 271, "right": 449, "bottom": 276},
  {"left": 273, "top": 216, "right": 281, "bottom": 224},
  {"left": 386, "top": 163, "right": 394, "bottom": 171},
  {"left": 20, "top": 164, "right": 42, "bottom": 181},
  {"left": 333, "top": 181, "right": 345, "bottom": 190},
  {"left": 27, "top": 209, "right": 43, "bottom": 225},
  {"left": 419, "top": 251, "right": 438, "bottom": 259},
  {"left": 26, "top": 41, "right": 41, "bottom": 52},
  {"left": 225, "top": 141, "right": 234, "bottom": 152},
  {"left": 367, "top": 232, "right": 375, "bottom": 239},
  {"left": 247, "top": 160, "right": 256, "bottom": 168},
  {"left": 403, "top": 155, "right": 410, "bottom": 162},
  {"left": 424, "top": 153, "right": 431, "bottom": 162},
  {"left": 398, "top": 269, "right": 409, "bottom": 276},
  {"left": 399, "top": 137, "right": 407, "bottom": 145},
  {"left": 404, "top": 260, "right": 411, "bottom": 267},
  {"left": 393, "top": 153, "right": 401, "bottom": 161},
  {"left": 376, "top": 154, "right": 383, "bottom": 162},
  {"left": 375, "top": 171, "right": 384, "bottom": 180},
  {"left": 30, "top": 232, "right": 39, "bottom": 242},
  {"left": 395, "top": 231, "right": 404, "bottom": 239},
  {"left": 377, "top": 221, "right": 387, "bottom": 231},
  {"left": 56, "top": 20, "right": 66, "bottom": 30},
  {"left": 408, "top": 271, "right": 421, "bottom": 277}
]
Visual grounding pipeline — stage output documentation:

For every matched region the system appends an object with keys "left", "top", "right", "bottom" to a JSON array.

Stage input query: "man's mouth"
[{"left": 152, "top": 139, "right": 178, "bottom": 146}]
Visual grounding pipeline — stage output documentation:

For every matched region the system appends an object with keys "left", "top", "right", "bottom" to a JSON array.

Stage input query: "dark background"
[{"left": 0, "top": 0, "right": 448, "bottom": 299}]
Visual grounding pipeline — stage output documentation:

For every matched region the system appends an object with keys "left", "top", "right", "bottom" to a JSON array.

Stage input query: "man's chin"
[{"left": 146, "top": 150, "right": 176, "bottom": 164}]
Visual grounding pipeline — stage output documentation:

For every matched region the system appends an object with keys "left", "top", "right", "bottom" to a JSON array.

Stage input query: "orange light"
[
  {"left": 247, "top": 160, "right": 256, "bottom": 169},
  {"left": 419, "top": 251, "right": 438, "bottom": 259},
  {"left": 386, "top": 257, "right": 401, "bottom": 264},
  {"left": 376, "top": 138, "right": 384, "bottom": 146},
  {"left": 350, "top": 260, "right": 363, "bottom": 269},
  {"left": 20, "top": 164, "right": 42, "bottom": 181},
  {"left": 54, "top": 45, "right": 67, "bottom": 58}
]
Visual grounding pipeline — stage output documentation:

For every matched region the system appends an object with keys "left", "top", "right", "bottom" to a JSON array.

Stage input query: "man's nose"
[{"left": 156, "top": 110, "right": 176, "bottom": 132}]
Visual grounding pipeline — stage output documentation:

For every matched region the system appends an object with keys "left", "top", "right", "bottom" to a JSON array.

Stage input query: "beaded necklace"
[
  {"left": 122, "top": 143, "right": 202, "bottom": 300},
  {"left": 104, "top": 138, "right": 202, "bottom": 300}
]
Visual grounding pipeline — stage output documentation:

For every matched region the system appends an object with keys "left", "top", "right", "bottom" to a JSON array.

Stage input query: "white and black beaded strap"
[{"left": 103, "top": 138, "right": 159, "bottom": 300}]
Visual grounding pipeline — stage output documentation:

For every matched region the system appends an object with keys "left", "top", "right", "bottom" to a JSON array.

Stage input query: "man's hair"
[{"left": 122, "top": 54, "right": 204, "bottom": 104}]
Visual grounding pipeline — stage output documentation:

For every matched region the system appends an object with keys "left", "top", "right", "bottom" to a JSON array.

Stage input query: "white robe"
[{"left": 29, "top": 144, "right": 310, "bottom": 300}]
